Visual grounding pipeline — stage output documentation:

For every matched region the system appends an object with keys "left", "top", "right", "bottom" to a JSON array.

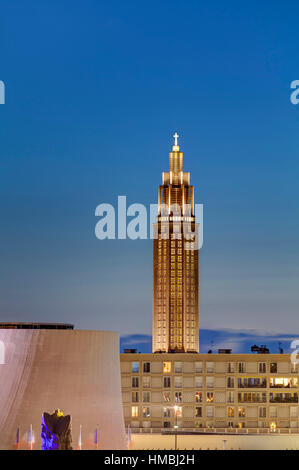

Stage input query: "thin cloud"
[{"left": 120, "top": 328, "right": 299, "bottom": 354}]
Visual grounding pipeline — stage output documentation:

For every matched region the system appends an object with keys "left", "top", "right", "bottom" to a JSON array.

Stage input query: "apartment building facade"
[{"left": 121, "top": 353, "right": 299, "bottom": 431}]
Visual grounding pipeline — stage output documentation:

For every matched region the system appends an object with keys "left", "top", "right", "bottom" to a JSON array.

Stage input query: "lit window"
[
  {"left": 227, "top": 407, "right": 234, "bottom": 417},
  {"left": 175, "top": 392, "right": 182, "bottom": 403},
  {"left": 206, "top": 392, "right": 214, "bottom": 403},
  {"left": 195, "top": 407, "right": 202, "bottom": 418},
  {"left": 131, "top": 406, "right": 138, "bottom": 417},
  {"left": 195, "top": 391, "right": 202, "bottom": 403},
  {"left": 163, "top": 392, "right": 171, "bottom": 402},
  {"left": 238, "top": 407, "right": 245, "bottom": 417},
  {"left": 142, "top": 407, "right": 150, "bottom": 418},
  {"left": 270, "top": 377, "right": 293, "bottom": 388},
  {"left": 163, "top": 362, "right": 171, "bottom": 373}
]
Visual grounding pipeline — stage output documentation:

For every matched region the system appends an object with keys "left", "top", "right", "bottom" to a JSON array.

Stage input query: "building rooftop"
[{"left": 0, "top": 322, "right": 74, "bottom": 330}]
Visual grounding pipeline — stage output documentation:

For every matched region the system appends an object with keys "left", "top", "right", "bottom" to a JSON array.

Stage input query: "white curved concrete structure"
[{"left": 0, "top": 328, "right": 126, "bottom": 450}]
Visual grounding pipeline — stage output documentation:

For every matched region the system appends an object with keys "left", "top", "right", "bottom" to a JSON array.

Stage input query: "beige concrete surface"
[{"left": 0, "top": 329, "right": 126, "bottom": 449}]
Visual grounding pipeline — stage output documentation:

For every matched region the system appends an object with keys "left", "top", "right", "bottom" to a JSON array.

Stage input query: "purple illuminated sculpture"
[{"left": 41, "top": 409, "right": 72, "bottom": 450}]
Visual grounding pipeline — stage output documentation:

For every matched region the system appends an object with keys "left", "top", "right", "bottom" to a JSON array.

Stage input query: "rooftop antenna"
[{"left": 278, "top": 342, "right": 284, "bottom": 354}]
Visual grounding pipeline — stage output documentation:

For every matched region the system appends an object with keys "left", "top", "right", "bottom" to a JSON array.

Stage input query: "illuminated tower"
[{"left": 152, "top": 133, "right": 199, "bottom": 353}]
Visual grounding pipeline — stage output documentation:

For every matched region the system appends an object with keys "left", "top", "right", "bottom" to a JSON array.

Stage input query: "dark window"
[
  {"left": 164, "top": 377, "right": 171, "bottom": 388},
  {"left": 227, "top": 377, "right": 234, "bottom": 388},
  {"left": 259, "top": 363, "right": 266, "bottom": 373},
  {"left": 132, "top": 377, "right": 139, "bottom": 388}
]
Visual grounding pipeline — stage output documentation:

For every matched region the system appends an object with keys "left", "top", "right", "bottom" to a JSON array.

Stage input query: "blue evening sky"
[{"left": 0, "top": 1, "right": 298, "bottom": 350}]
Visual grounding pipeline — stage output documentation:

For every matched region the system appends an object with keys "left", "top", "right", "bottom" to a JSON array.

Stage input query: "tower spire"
[{"left": 172, "top": 132, "right": 180, "bottom": 151}]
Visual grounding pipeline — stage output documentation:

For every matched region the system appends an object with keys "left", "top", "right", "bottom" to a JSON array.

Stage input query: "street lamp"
[{"left": 174, "top": 406, "right": 179, "bottom": 451}]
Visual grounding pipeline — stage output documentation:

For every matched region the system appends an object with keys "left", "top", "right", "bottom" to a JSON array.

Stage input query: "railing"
[
  {"left": 269, "top": 398, "right": 298, "bottom": 403},
  {"left": 269, "top": 384, "right": 298, "bottom": 388},
  {"left": 130, "top": 427, "right": 299, "bottom": 435},
  {"left": 237, "top": 400, "right": 267, "bottom": 403},
  {"left": 238, "top": 384, "right": 267, "bottom": 388}
]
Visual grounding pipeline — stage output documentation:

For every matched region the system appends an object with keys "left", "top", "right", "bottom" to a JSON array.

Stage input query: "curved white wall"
[{"left": 0, "top": 329, "right": 126, "bottom": 450}]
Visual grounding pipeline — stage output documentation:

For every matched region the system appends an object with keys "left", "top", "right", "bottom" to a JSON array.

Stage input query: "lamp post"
[{"left": 174, "top": 405, "right": 178, "bottom": 451}]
